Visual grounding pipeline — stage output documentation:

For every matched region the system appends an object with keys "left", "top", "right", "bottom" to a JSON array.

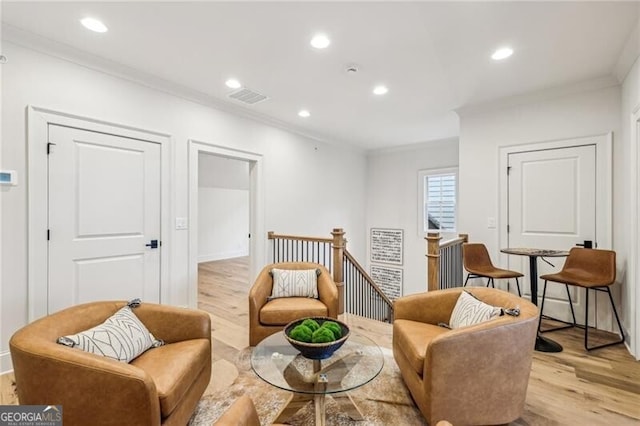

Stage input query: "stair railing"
[
  {"left": 268, "top": 228, "right": 393, "bottom": 323},
  {"left": 426, "top": 232, "right": 468, "bottom": 291}
]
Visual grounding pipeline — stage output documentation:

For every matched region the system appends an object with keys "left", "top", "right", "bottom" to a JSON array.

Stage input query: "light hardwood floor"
[{"left": 2, "top": 257, "right": 639, "bottom": 425}]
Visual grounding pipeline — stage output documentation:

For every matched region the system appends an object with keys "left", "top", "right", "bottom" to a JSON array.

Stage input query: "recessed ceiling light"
[
  {"left": 373, "top": 85, "right": 389, "bottom": 95},
  {"left": 80, "top": 17, "right": 108, "bottom": 33},
  {"left": 298, "top": 110, "right": 311, "bottom": 118},
  {"left": 310, "top": 34, "right": 330, "bottom": 49},
  {"left": 491, "top": 47, "right": 513, "bottom": 61},
  {"left": 225, "top": 79, "right": 242, "bottom": 89}
]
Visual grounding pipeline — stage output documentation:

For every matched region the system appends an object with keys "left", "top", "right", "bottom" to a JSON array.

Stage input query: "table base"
[
  {"left": 535, "top": 335, "right": 563, "bottom": 353},
  {"left": 274, "top": 392, "right": 364, "bottom": 426},
  {"left": 273, "top": 358, "right": 365, "bottom": 425}
]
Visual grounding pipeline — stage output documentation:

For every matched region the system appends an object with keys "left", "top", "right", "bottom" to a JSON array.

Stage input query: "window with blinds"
[{"left": 420, "top": 169, "right": 457, "bottom": 233}]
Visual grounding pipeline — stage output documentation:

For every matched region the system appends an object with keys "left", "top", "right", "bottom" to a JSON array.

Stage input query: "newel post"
[
  {"left": 331, "top": 228, "right": 345, "bottom": 314},
  {"left": 426, "top": 232, "right": 442, "bottom": 291}
]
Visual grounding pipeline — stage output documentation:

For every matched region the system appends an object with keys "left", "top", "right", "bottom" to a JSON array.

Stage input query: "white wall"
[
  {"left": 198, "top": 154, "right": 249, "bottom": 262},
  {"left": 366, "top": 139, "right": 459, "bottom": 296},
  {"left": 0, "top": 41, "right": 368, "bottom": 371},
  {"left": 457, "top": 84, "right": 632, "bottom": 353},
  {"left": 198, "top": 153, "right": 250, "bottom": 190},
  {"left": 197, "top": 187, "right": 249, "bottom": 261},
  {"left": 620, "top": 29, "right": 640, "bottom": 358}
]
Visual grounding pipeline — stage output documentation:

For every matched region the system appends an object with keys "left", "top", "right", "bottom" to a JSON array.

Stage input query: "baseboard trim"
[
  {"left": 1, "top": 350, "right": 13, "bottom": 375},
  {"left": 198, "top": 251, "right": 248, "bottom": 263}
]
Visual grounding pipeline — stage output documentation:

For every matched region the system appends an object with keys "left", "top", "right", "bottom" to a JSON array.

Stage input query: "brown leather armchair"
[
  {"left": 393, "top": 287, "right": 538, "bottom": 426},
  {"left": 249, "top": 262, "right": 338, "bottom": 346},
  {"left": 10, "top": 301, "right": 212, "bottom": 426}
]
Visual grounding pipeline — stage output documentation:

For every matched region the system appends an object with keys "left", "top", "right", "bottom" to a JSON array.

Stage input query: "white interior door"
[
  {"left": 47, "top": 124, "right": 161, "bottom": 313},
  {"left": 507, "top": 145, "right": 596, "bottom": 323}
]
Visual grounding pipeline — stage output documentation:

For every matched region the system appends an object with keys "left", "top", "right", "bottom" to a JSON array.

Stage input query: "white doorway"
[
  {"left": 28, "top": 106, "right": 171, "bottom": 320},
  {"left": 188, "top": 140, "right": 264, "bottom": 309},
  {"left": 197, "top": 154, "right": 250, "bottom": 263},
  {"left": 499, "top": 134, "right": 612, "bottom": 329}
]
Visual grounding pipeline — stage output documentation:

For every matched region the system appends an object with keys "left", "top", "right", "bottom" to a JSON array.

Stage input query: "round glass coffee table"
[{"left": 251, "top": 331, "right": 384, "bottom": 426}]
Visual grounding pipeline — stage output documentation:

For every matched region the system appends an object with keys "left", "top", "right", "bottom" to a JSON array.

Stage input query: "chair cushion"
[
  {"left": 260, "top": 298, "right": 328, "bottom": 325},
  {"left": 393, "top": 319, "right": 449, "bottom": 376},
  {"left": 131, "top": 338, "right": 210, "bottom": 418},
  {"left": 57, "top": 303, "right": 163, "bottom": 363},
  {"left": 449, "top": 291, "right": 502, "bottom": 329},
  {"left": 269, "top": 268, "right": 320, "bottom": 299}
]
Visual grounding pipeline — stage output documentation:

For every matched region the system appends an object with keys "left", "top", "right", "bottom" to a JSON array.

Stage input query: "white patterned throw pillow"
[
  {"left": 57, "top": 299, "right": 164, "bottom": 363},
  {"left": 449, "top": 291, "right": 503, "bottom": 329},
  {"left": 269, "top": 268, "right": 320, "bottom": 299}
]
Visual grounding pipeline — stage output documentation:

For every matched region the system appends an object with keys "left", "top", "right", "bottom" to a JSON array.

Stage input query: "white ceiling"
[{"left": 2, "top": 1, "right": 638, "bottom": 150}]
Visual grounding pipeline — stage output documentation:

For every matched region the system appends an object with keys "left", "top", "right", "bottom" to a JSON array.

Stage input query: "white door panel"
[
  {"left": 48, "top": 125, "right": 161, "bottom": 313},
  {"left": 508, "top": 145, "right": 595, "bottom": 323}
]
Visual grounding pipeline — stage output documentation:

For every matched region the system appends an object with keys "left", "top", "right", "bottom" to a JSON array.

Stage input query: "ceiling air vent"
[{"left": 228, "top": 87, "right": 268, "bottom": 105}]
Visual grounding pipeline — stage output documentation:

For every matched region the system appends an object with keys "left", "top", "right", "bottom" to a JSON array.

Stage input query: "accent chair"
[
  {"left": 249, "top": 262, "right": 338, "bottom": 346},
  {"left": 393, "top": 287, "right": 538, "bottom": 425},
  {"left": 10, "top": 301, "right": 211, "bottom": 426}
]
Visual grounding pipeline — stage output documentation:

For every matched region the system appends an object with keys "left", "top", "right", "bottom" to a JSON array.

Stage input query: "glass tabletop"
[{"left": 250, "top": 331, "right": 384, "bottom": 395}]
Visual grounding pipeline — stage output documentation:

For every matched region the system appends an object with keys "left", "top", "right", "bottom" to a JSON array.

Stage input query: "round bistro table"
[{"left": 501, "top": 247, "right": 569, "bottom": 352}]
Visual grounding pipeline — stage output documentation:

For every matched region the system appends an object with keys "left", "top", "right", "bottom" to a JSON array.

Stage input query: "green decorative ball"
[
  {"left": 301, "top": 318, "right": 320, "bottom": 332},
  {"left": 290, "top": 325, "right": 313, "bottom": 343},
  {"left": 321, "top": 321, "right": 342, "bottom": 339},
  {"left": 311, "top": 327, "right": 335, "bottom": 343}
]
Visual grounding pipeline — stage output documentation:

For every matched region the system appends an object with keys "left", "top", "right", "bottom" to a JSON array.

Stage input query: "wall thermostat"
[{"left": 0, "top": 170, "right": 17, "bottom": 186}]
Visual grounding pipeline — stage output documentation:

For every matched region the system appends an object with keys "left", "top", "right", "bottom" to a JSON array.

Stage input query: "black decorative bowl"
[{"left": 284, "top": 317, "right": 350, "bottom": 360}]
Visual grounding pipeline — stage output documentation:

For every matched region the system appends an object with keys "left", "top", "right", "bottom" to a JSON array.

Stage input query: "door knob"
[
  {"left": 576, "top": 240, "right": 593, "bottom": 249},
  {"left": 145, "top": 239, "right": 159, "bottom": 249}
]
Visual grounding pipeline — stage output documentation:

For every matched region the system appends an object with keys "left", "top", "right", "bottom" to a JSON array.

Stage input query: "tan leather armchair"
[
  {"left": 249, "top": 262, "right": 338, "bottom": 346},
  {"left": 10, "top": 301, "right": 212, "bottom": 426},
  {"left": 393, "top": 287, "right": 538, "bottom": 426}
]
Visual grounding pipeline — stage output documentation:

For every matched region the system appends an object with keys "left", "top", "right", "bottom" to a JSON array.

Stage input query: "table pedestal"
[
  {"left": 273, "top": 359, "right": 365, "bottom": 426},
  {"left": 528, "top": 256, "right": 563, "bottom": 353}
]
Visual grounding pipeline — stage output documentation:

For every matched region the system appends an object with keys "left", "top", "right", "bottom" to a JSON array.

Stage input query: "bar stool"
[
  {"left": 462, "top": 243, "right": 522, "bottom": 296},
  {"left": 538, "top": 247, "right": 624, "bottom": 351}
]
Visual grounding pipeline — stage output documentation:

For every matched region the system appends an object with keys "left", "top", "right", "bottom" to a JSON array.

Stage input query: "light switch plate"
[{"left": 487, "top": 217, "right": 496, "bottom": 229}]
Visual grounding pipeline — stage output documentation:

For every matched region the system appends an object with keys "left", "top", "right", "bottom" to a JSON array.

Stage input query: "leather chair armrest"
[
  {"left": 136, "top": 304, "right": 211, "bottom": 344},
  {"left": 393, "top": 289, "right": 460, "bottom": 325},
  {"left": 317, "top": 269, "right": 339, "bottom": 318},
  {"left": 10, "top": 336, "right": 161, "bottom": 425},
  {"left": 214, "top": 395, "right": 260, "bottom": 426},
  {"left": 249, "top": 267, "right": 274, "bottom": 315}
]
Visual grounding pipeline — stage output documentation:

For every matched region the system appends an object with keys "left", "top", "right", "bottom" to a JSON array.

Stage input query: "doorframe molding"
[
  {"left": 629, "top": 105, "right": 640, "bottom": 359},
  {"left": 498, "top": 133, "right": 613, "bottom": 264},
  {"left": 187, "top": 140, "right": 265, "bottom": 309},
  {"left": 27, "top": 106, "right": 173, "bottom": 321}
]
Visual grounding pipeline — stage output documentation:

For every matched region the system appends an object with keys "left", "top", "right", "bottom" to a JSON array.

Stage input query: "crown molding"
[
  {"left": 614, "top": 18, "right": 640, "bottom": 83},
  {"left": 367, "top": 136, "right": 458, "bottom": 156},
  {"left": 2, "top": 24, "right": 365, "bottom": 153},
  {"left": 455, "top": 75, "right": 620, "bottom": 118}
]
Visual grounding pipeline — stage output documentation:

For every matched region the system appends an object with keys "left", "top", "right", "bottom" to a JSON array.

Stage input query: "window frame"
[{"left": 418, "top": 167, "right": 458, "bottom": 235}]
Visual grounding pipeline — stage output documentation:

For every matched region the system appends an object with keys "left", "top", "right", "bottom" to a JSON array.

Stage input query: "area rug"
[{"left": 189, "top": 347, "right": 426, "bottom": 425}]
